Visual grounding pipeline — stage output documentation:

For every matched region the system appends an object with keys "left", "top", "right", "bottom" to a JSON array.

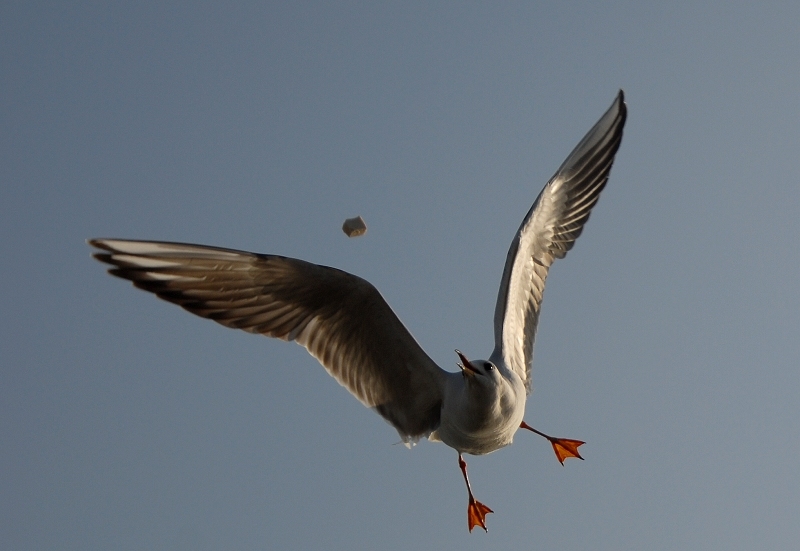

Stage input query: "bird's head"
[
  {"left": 455, "top": 350, "right": 500, "bottom": 387},
  {"left": 453, "top": 350, "right": 524, "bottom": 430}
]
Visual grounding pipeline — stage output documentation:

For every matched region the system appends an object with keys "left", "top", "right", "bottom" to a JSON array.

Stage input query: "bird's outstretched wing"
[
  {"left": 490, "top": 91, "right": 627, "bottom": 392},
  {"left": 90, "top": 239, "right": 447, "bottom": 442}
]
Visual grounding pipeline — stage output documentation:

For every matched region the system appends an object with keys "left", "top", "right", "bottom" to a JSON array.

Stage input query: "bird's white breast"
[{"left": 434, "top": 372, "right": 526, "bottom": 456}]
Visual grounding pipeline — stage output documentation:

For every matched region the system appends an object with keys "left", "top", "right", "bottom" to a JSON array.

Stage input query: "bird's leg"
[
  {"left": 458, "top": 453, "right": 493, "bottom": 532},
  {"left": 519, "top": 421, "right": 585, "bottom": 465}
]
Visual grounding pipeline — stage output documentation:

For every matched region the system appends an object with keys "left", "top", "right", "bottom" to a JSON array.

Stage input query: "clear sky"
[{"left": 3, "top": 2, "right": 799, "bottom": 549}]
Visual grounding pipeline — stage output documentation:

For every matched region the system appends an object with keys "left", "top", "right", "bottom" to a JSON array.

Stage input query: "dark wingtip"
[
  {"left": 89, "top": 239, "right": 115, "bottom": 265},
  {"left": 614, "top": 89, "right": 628, "bottom": 126},
  {"left": 88, "top": 238, "right": 112, "bottom": 252}
]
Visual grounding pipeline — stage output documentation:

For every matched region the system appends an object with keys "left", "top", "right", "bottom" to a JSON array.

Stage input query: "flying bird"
[{"left": 90, "top": 91, "right": 626, "bottom": 532}]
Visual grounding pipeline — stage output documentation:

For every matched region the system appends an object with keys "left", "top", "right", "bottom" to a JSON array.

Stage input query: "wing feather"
[
  {"left": 91, "top": 239, "right": 446, "bottom": 442},
  {"left": 491, "top": 91, "right": 627, "bottom": 392}
]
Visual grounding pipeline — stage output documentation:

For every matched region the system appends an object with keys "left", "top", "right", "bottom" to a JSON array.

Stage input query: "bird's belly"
[
  {"left": 437, "top": 430, "right": 513, "bottom": 456},
  {"left": 435, "top": 407, "right": 524, "bottom": 456}
]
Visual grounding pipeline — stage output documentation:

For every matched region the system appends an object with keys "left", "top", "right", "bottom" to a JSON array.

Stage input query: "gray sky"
[{"left": 3, "top": 2, "right": 799, "bottom": 549}]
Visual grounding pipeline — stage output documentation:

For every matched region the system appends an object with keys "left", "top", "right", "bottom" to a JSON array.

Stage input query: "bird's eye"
[{"left": 483, "top": 362, "right": 494, "bottom": 371}]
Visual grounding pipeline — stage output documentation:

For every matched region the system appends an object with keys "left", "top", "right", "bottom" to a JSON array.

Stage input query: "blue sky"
[{"left": 3, "top": 2, "right": 799, "bottom": 549}]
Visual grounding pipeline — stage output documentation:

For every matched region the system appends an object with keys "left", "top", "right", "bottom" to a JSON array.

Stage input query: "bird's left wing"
[
  {"left": 90, "top": 239, "right": 447, "bottom": 443},
  {"left": 490, "top": 91, "right": 627, "bottom": 392}
]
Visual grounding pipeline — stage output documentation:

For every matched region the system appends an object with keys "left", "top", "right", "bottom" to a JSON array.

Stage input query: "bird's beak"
[{"left": 456, "top": 350, "right": 480, "bottom": 377}]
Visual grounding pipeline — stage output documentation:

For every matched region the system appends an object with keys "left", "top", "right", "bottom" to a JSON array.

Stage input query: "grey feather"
[
  {"left": 91, "top": 239, "right": 447, "bottom": 442},
  {"left": 490, "top": 91, "right": 627, "bottom": 393}
]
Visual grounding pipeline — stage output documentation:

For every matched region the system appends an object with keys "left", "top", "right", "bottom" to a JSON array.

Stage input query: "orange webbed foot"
[
  {"left": 520, "top": 421, "right": 585, "bottom": 465},
  {"left": 549, "top": 437, "right": 585, "bottom": 465},
  {"left": 467, "top": 498, "right": 493, "bottom": 532}
]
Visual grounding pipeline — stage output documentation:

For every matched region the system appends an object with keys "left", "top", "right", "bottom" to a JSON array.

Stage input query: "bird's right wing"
[
  {"left": 491, "top": 91, "right": 627, "bottom": 393},
  {"left": 90, "top": 239, "right": 447, "bottom": 443}
]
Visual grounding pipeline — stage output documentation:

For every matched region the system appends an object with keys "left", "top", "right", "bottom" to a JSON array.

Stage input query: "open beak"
[{"left": 455, "top": 349, "right": 480, "bottom": 377}]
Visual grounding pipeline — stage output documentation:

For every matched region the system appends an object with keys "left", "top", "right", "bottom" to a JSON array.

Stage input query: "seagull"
[{"left": 90, "top": 90, "right": 626, "bottom": 532}]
